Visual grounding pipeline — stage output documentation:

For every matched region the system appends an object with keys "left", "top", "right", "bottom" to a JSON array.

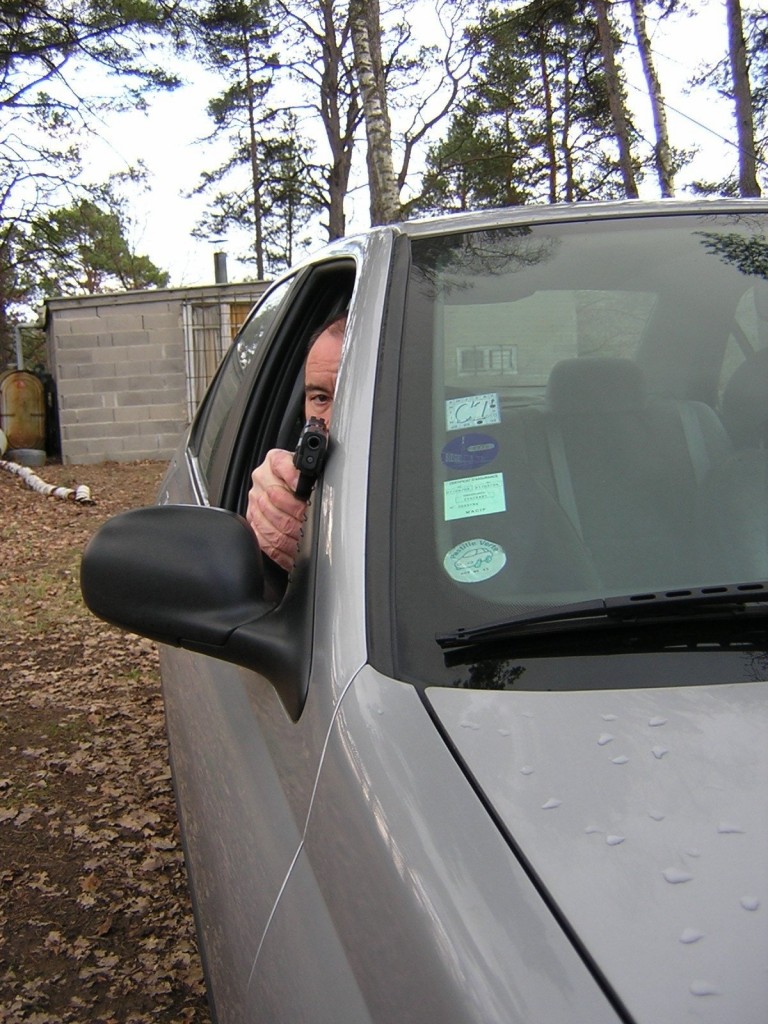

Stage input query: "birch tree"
[
  {"left": 591, "top": 0, "right": 639, "bottom": 198},
  {"left": 628, "top": 0, "right": 676, "bottom": 196},
  {"left": 349, "top": 0, "right": 400, "bottom": 224}
]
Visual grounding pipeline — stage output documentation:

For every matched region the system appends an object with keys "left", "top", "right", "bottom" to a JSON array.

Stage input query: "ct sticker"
[
  {"left": 444, "top": 472, "right": 506, "bottom": 521},
  {"left": 446, "top": 393, "right": 501, "bottom": 431},
  {"left": 441, "top": 433, "right": 499, "bottom": 471},
  {"left": 444, "top": 540, "right": 507, "bottom": 583}
]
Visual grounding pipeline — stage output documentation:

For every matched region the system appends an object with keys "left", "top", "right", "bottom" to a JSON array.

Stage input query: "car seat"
[
  {"left": 720, "top": 347, "right": 768, "bottom": 449},
  {"left": 519, "top": 357, "right": 732, "bottom": 591}
]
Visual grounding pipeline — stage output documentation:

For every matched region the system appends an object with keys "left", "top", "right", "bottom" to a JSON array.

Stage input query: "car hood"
[{"left": 427, "top": 681, "right": 768, "bottom": 1024}]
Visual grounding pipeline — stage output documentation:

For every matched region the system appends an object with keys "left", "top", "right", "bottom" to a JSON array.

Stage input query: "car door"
[{"left": 156, "top": 253, "right": 365, "bottom": 1018}]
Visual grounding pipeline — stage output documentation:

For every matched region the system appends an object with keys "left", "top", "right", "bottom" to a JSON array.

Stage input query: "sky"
[{"left": 79, "top": 2, "right": 744, "bottom": 290}]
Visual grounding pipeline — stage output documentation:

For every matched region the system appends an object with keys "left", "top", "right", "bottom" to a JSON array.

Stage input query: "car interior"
[
  {"left": 386, "top": 217, "right": 768, "bottom": 689},
  {"left": 430, "top": 233, "right": 767, "bottom": 604}
]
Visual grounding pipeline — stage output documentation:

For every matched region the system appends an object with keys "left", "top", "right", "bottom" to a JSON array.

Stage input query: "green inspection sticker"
[{"left": 444, "top": 473, "right": 506, "bottom": 521}]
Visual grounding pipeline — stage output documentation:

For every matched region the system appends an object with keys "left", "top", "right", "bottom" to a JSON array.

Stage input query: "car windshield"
[{"left": 389, "top": 208, "right": 768, "bottom": 690}]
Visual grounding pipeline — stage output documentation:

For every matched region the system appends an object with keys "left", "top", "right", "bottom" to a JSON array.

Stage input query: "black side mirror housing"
[{"left": 80, "top": 505, "right": 313, "bottom": 720}]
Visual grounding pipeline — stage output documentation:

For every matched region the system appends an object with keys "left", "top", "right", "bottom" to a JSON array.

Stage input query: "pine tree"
[
  {"left": 0, "top": 0, "right": 181, "bottom": 364},
  {"left": 418, "top": 0, "right": 645, "bottom": 213},
  {"left": 726, "top": 0, "right": 761, "bottom": 196},
  {"left": 20, "top": 192, "right": 169, "bottom": 299}
]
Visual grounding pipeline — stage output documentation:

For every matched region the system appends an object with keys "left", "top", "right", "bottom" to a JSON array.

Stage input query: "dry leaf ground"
[{"left": 0, "top": 460, "right": 212, "bottom": 1024}]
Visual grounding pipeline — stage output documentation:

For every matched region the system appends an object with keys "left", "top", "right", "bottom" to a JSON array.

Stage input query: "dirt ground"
[{"left": 0, "top": 459, "right": 212, "bottom": 1024}]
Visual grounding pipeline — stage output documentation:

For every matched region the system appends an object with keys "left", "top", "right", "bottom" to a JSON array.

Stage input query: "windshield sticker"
[
  {"left": 444, "top": 539, "right": 507, "bottom": 583},
  {"left": 444, "top": 473, "right": 506, "bottom": 521},
  {"left": 441, "top": 434, "right": 499, "bottom": 471},
  {"left": 446, "top": 393, "right": 501, "bottom": 431}
]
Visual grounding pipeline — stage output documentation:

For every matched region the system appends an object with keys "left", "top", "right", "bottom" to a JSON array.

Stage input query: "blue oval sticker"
[{"left": 441, "top": 433, "right": 499, "bottom": 471}]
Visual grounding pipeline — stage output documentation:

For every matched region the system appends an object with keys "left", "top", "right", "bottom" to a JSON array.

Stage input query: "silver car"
[{"left": 82, "top": 199, "right": 768, "bottom": 1024}]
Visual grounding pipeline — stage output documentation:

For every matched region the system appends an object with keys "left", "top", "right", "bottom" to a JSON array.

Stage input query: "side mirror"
[{"left": 80, "top": 505, "right": 312, "bottom": 719}]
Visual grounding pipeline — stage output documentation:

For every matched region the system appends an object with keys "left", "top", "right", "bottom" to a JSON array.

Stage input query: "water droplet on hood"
[
  {"left": 651, "top": 746, "right": 669, "bottom": 759},
  {"left": 649, "top": 716, "right": 668, "bottom": 727},
  {"left": 606, "top": 834, "right": 625, "bottom": 846},
  {"left": 598, "top": 733, "right": 614, "bottom": 745},
  {"left": 680, "top": 928, "right": 704, "bottom": 944},
  {"left": 663, "top": 868, "right": 693, "bottom": 884},
  {"left": 690, "top": 980, "right": 719, "bottom": 997},
  {"left": 740, "top": 896, "right": 760, "bottom": 911},
  {"left": 541, "top": 798, "right": 562, "bottom": 810}
]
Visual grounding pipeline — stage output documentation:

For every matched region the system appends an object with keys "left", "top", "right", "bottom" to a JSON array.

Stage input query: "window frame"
[{"left": 189, "top": 276, "right": 297, "bottom": 505}]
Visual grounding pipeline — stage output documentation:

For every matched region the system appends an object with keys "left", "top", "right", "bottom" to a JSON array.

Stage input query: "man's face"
[{"left": 304, "top": 326, "right": 344, "bottom": 425}]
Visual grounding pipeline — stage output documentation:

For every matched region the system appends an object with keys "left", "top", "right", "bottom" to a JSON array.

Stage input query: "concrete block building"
[{"left": 46, "top": 281, "right": 267, "bottom": 465}]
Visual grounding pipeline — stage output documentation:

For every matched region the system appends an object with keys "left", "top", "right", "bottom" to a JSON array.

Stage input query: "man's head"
[{"left": 304, "top": 313, "right": 347, "bottom": 424}]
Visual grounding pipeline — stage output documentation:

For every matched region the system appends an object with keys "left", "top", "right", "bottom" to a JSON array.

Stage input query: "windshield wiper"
[{"left": 436, "top": 581, "right": 768, "bottom": 650}]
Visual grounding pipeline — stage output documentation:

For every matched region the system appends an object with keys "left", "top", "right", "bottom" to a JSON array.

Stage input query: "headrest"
[
  {"left": 721, "top": 347, "right": 768, "bottom": 447},
  {"left": 546, "top": 358, "right": 647, "bottom": 415}
]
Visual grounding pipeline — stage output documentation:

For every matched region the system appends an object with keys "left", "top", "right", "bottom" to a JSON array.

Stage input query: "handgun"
[{"left": 293, "top": 416, "right": 329, "bottom": 501}]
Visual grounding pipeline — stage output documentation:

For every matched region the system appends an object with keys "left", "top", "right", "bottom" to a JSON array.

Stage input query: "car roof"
[
  {"left": 290, "top": 196, "right": 768, "bottom": 282},
  {"left": 392, "top": 196, "right": 768, "bottom": 239}
]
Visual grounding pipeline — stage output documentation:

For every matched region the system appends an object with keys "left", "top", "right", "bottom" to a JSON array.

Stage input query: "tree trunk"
[
  {"left": 629, "top": 0, "right": 674, "bottom": 197},
  {"left": 560, "top": 42, "right": 576, "bottom": 202},
  {"left": 538, "top": 50, "right": 559, "bottom": 203},
  {"left": 349, "top": 0, "right": 400, "bottom": 225},
  {"left": 726, "top": 0, "right": 761, "bottom": 197},
  {"left": 0, "top": 253, "right": 13, "bottom": 370},
  {"left": 244, "top": 42, "right": 265, "bottom": 279},
  {"left": 592, "top": 0, "right": 639, "bottom": 198},
  {"left": 318, "top": 0, "right": 356, "bottom": 239}
]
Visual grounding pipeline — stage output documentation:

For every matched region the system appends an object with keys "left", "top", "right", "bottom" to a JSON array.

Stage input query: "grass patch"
[{"left": 2, "top": 551, "right": 89, "bottom": 636}]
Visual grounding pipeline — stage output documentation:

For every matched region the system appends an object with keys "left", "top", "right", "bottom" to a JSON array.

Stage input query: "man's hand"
[{"left": 246, "top": 449, "right": 307, "bottom": 571}]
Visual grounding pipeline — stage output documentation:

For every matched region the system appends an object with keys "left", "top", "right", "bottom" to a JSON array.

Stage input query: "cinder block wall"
[{"left": 46, "top": 284, "right": 264, "bottom": 465}]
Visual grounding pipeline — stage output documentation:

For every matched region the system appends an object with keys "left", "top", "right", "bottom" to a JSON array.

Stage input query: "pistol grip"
[{"left": 295, "top": 474, "right": 314, "bottom": 502}]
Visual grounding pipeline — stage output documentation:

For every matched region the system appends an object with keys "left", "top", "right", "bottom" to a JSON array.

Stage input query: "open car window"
[
  {"left": 187, "top": 259, "right": 356, "bottom": 512},
  {"left": 189, "top": 277, "right": 295, "bottom": 501},
  {"left": 219, "top": 259, "right": 357, "bottom": 517}
]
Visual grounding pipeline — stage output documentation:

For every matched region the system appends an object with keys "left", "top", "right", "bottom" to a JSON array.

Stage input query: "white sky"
[{"left": 79, "top": 2, "right": 744, "bottom": 289}]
